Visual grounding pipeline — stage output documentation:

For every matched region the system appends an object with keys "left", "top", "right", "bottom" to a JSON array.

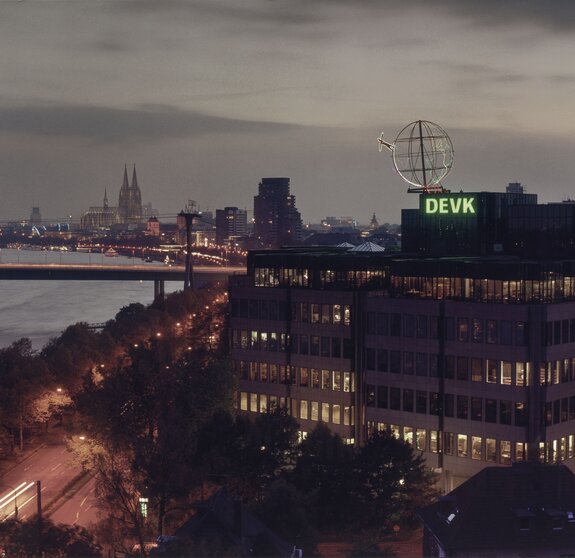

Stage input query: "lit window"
[
  {"left": 515, "top": 442, "right": 525, "bottom": 462},
  {"left": 250, "top": 393, "right": 258, "bottom": 413},
  {"left": 416, "top": 428, "right": 427, "bottom": 451},
  {"left": 390, "top": 424, "right": 400, "bottom": 439},
  {"left": 403, "top": 426, "right": 413, "bottom": 445},
  {"left": 310, "top": 401, "right": 319, "bottom": 421},
  {"left": 333, "top": 304, "right": 341, "bottom": 324},
  {"left": 471, "top": 436, "right": 482, "bottom": 460},
  {"left": 515, "top": 362, "right": 526, "bottom": 386},
  {"left": 486, "top": 360, "right": 497, "bottom": 383},
  {"left": 333, "top": 371, "right": 341, "bottom": 391},
  {"left": 240, "top": 392, "right": 248, "bottom": 411},
  {"left": 430, "top": 430, "right": 439, "bottom": 453},
  {"left": 300, "top": 400, "right": 308, "bottom": 420},
  {"left": 501, "top": 361, "right": 512, "bottom": 385},
  {"left": 322, "top": 370, "right": 330, "bottom": 389},
  {"left": 457, "top": 434, "right": 468, "bottom": 457},
  {"left": 321, "top": 403, "right": 330, "bottom": 423},
  {"left": 500, "top": 440, "right": 511, "bottom": 464},
  {"left": 259, "top": 394, "right": 268, "bottom": 413},
  {"left": 332, "top": 404, "right": 341, "bottom": 424}
]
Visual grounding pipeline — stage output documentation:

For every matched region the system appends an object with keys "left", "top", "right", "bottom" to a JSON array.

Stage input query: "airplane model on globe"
[{"left": 377, "top": 132, "right": 394, "bottom": 153}]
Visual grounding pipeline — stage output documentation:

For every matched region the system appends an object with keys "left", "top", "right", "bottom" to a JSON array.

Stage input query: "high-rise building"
[
  {"left": 29, "top": 207, "right": 42, "bottom": 226},
  {"left": 229, "top": 188, "right": 575, "bottom": 491},
  {"left": 253, "top": 177, "right": 302, "bottom": 248},
  {"left": 216, "top": 207, "right": 248, "bottom": 246}
]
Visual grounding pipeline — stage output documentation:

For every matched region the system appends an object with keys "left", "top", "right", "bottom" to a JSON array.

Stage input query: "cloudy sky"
[{"left": 1, "top": 0, "right": 575, "bottom": 224}]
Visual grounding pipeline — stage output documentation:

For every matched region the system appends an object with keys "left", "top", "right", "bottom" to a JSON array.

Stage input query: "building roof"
[
  {"left": 418, "top": 462, "right": 575, "bottom": 554},
  {"left": 349, "top": 241, "right": 385, "bottom": 252}
]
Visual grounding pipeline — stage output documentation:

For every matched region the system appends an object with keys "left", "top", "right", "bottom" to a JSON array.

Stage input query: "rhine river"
[{"left": 0, "top": 248, "right": 182, "bottom": 350}]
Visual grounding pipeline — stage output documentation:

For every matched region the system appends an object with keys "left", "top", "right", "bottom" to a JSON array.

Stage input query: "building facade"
[
  {"left": 215, "top": 206, "right": 248, "bottom": 246},
  {"left": 229, "top": 190, "right": 575, "bottom": 490}
]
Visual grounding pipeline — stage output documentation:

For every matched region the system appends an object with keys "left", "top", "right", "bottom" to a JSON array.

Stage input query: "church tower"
[{"left": 117, "top": 164, "right": 143, "bottom": 224}]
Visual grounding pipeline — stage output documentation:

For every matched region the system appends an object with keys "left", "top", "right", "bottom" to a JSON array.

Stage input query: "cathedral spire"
[
  {"left": 131, "top": 164, "right": 138, "bottom": 189},
  {"left": 104, "top": 188, "right": 109, "bottom": 208},
  {"left": 122, "top": 164, "right": 129, "bottom": 189}
]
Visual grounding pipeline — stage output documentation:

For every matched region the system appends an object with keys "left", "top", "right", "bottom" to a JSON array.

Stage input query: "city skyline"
[{"left": 1, "top": 1, "right": 575, "bottom": 223}]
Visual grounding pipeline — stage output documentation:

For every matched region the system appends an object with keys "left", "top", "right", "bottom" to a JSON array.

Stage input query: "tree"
[
  {"left": 0, "top": 338, "right": 51, "bottom": 451},
  {"left": 351, "top": 432, "right": 437, "bottom": 530},
  {"left": 0, "top": 518, "right": 101, "bottom": 557}
]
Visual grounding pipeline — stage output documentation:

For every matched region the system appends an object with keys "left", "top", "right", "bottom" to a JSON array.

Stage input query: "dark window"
[
  {"left": 390, "top": 350, "right": 401, "bottom": 373},
  {"left": 471, "top": 397, "right": 482, "bottom": 421},
  {"left": 231, "top": 299, "right": 239, "bottom": 318},
  {"left": 416, "top": 315, "right": 428, "bottom": 338},
  {"left": 515, "top": 321, "right": 526, "bottom": 345},
  {"left": 299, "top": 335, "right": 309, "bottom": 355},
  {"left": 472, "top": 318, "right": 483, "bottom": 343},
  {"left": 390, "top": 387, "right": 400, "bottom": 410},
  {"left": 416, "top": 391, "right": 427, "bottom": 414},
  {"left": 554, "top": 321, "right": 561, "bottom": 345},
  {"left": 300, "top": 302, "right": 309, "bottom": 323},
  {"left": 553, "top": 399, "right": 561, "bottom": 424},
  {"left": 486, "top": 399, "right": 497, "bottom": 423},
  {"left": 377, "top": 349, "right": 388, "bottom": 372},
  {"left": 403, "top": 389, "right": 414, "bottom": 412},
  {"left": 377, "top": 386, "right": 388, "bottom": 409},
  {"left": 457, "top": 317, "right": 469, "bottom": 342},
  {"left": 377, "top": 312, "right": 389, "bottom": 335},
  {"left": 403, "top": 352, "right": 414, "bottom": 375},
  {"left": 249, "top": 299, "right": 258, "bottom": 319},
  {"left": 563, "top": 320, "right": 570, "bottom": 344},
  {"left": 457, "top": 395, "right": 469, "bottom": 419},
  {"left": 403, "top": 314, "right": 415, "bottom": 337},
  {"left": 240, "top": 298, "right": 249, "bottom": 318},
  {"left": 444, "top": 355, "right": 455, "bottom": 379},
  {"left": 260, "top": 300, "right": 268, "bottom": 320},
  {"left": 331, "top": 337, "right": 341, "bottom": 358},
  {"left": 515, "top": 402, "right": 527, "bottom": 426},
  {"left": 430, "top": 317, "right": 439, "bottom": 339},
  {"left": 390, "top": 313, "right": 401, "bottom": 336},
  {"left": 456, "top": 356, "right": 469, "bottom": 381},
  {"left": 290, "top": 334, "right": 297, "bottom": 353},
  {"left": 471, "top": 358, "right": 482, "bottom": 382},
  {"left": 429, "top": 355, "right": 439, "bottom": 377},
  {"left": 321, "top": 336, "right": 330, "bottom": 358},
  {"left": 416, "top": 352, "right": 428, "bottom": 376},
  {"left": 544, "top": 321, "right": 553, "bottom": 346},
  {"left": 367, "top": 385, "right": 376, "bottom": 407},
  {"left": 367, "top": 312, "right": 376, "bottom": 334},
  {"left": 269, "top": 300, "right": 278, "bottom": 320},
  {"left": 486, "top": 320, "right": 498, "bottom": 344},
  {"left": 279, "top": 301, "right": 287, "bottom": 321},
  {"left": 310, "top": 335, "right": 319, "bottom": 356},
  {"left": 571, "top": 319, "right": 575, "bottom": 343},
  {"left": 343, "top": 339, "right": 354, "bottom": 359},
  {"left": 445, "top": 317, "right": 455, "bottom": 341},
  {"left": 500, "top": 400, "right": 512, "bottom": 425},
  {"left": 444, "top": 394, "right": 454, "bottom": 417},
  {"left": 500, "top": 321, "right": 512, "bottom": 345},
  {"left": 366, "top": 348, "right": 376, "bottom": 370},
  {"left": 430, "top": 392, "right": 440, "bottom": 415},
  {"left": 543, "top": 402, "right": 552, "bottom": 426}
]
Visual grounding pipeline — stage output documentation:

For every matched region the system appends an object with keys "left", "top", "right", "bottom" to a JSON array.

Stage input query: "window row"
[
  {"left": 543, "top": 319, "right": 575, "bottom": 346},
  {"left": 366, "top": 385, "right": 529, "bottom": 426},
  {"left": 292, "top": 303, "right": 351, "bottom": 326},
  {"left": 539, "top": 359, "right": 575, "bottom": 386},
  {"left": 237, "top": 361, "right": 356, "bottom": 393},
  {"left": 231, "top": 298, "right": 289, "bottom": 320},
  {"left": 367, "top": 422, "right": 527, "bottom": 464},
  {"left": 543, "top": 396, "right": 575, "bottom": 426},
  {"left": 232, "top": 330, "right": 354, "bottom": 359},
  {"left": 365, "top": 311, "right": 528, "bottom": 346},
  {"left": 238, "top": 391, "right": 355, "bottom": 427},
  {"left": 366, "top": 350, "right": 530, "bottom": 386}
]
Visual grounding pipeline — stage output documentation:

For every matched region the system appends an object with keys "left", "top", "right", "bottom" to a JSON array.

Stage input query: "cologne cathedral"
[{"left": 80, "top": 165, "right": 143, "bottom": 230}]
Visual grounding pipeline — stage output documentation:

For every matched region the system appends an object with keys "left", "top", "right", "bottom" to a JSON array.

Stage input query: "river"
[{"left": 0, "top": 248, "right": 182, "bottom": 350}]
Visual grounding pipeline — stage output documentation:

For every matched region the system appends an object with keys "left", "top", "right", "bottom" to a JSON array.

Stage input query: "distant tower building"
[
  {"left": 216, "top": 207, "right": 248, "bottom": 245},
  {"left": 30, "top": 206, "right": 42, "bottom": 226},
  {"left": 118, "top": 164, "right": 142, "bottom": 224},
  {"left": 146, "top": 216, "right": 160, "bottom": 237},
  {"left": 507, "top": 182, "right": 524, "bottom": 194},
  {"left": 370, "top": 212, "right": 379, "bottom": 230},
  {"left": 253, "top": 177, "right": 303, "bottom": 248},
  {"left": 80, "top": 188, "right": 119, "bottom": 229}
]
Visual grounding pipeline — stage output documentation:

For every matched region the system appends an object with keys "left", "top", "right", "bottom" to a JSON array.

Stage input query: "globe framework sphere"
[{"left": 392, "top": 120, "right": 453, "bottom": 190}]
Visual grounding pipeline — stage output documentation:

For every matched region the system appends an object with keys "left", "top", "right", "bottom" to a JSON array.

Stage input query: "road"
[{"left": 0, "top": 432, "right": 99, "bottom": 526}]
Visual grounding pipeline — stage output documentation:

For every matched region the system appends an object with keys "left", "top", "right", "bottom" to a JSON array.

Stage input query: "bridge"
[{"left": 0, "top": 263, "right": 244, "bottom": 300}]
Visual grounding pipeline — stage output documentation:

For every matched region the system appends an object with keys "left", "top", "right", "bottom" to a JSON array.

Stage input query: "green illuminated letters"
[{"left": 425, "top": 196, "right": 475, "bottom": 215}]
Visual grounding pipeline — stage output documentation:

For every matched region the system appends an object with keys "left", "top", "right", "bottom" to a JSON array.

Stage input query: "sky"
[{"left": 2, "top": 0, "right": 575, "bottom": 225}]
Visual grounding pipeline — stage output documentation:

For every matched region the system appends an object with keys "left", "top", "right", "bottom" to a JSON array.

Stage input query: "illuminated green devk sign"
[{"left": 424, "top": 196, "right": 476, "bottom": 215}]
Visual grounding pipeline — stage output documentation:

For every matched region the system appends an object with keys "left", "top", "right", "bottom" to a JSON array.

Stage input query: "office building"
[
  {"left": 253, "top": 177, "right": 302, "bottom": 248},
  {"left": 216, "top": 207, "right": 248, "bottom": 246},
  {"left": 229, "top": 189, "right": 575, "bottom": 490}
]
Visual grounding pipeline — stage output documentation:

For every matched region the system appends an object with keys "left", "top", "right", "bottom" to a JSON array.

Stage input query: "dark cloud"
[{"left": 0, "top": 103, "right": 306, "bottom": 142}]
